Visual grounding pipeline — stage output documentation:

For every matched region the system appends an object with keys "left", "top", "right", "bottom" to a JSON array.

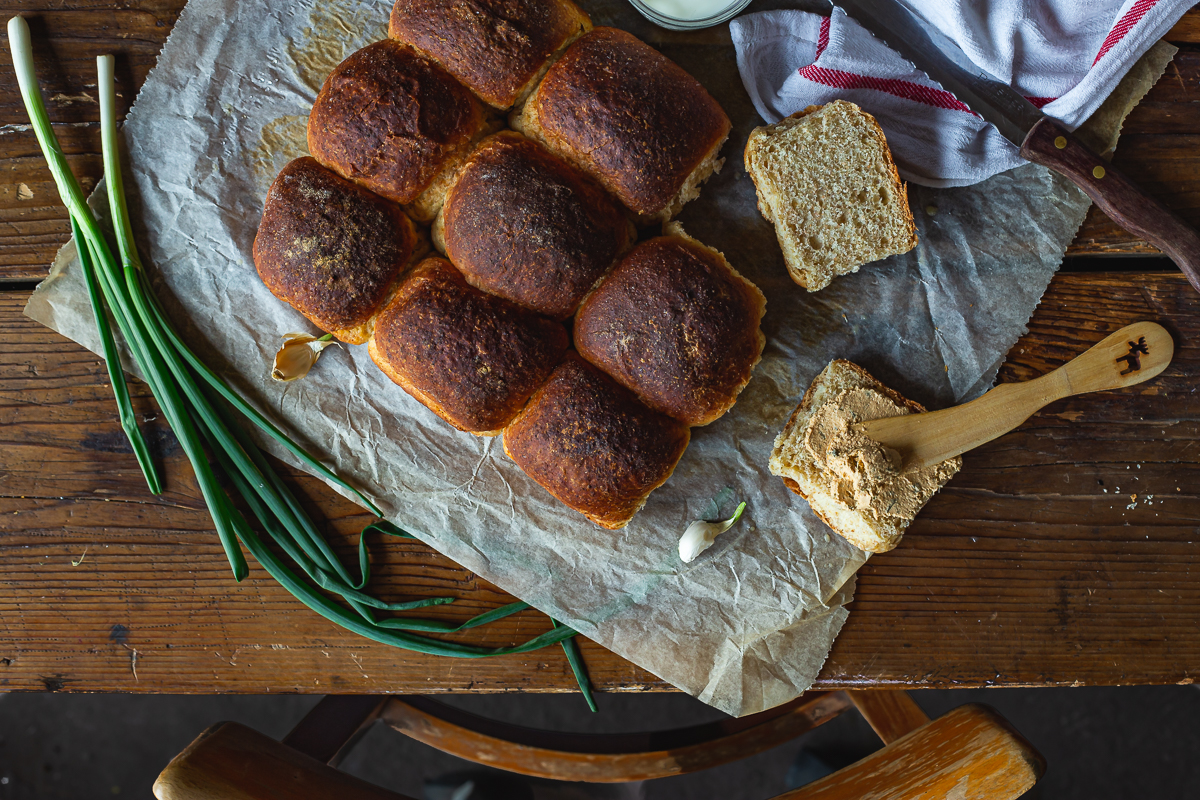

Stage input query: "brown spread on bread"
[
  {"left": 503, "top": 354, "right": 690, "bottom": 529},
  {"left": 369, "top": 258, "right": 569, "bottom": 435},
  {"left": 253, "top": 157, "right": 417, "bottom": 344},
  {"left": 770, "top": 360, "right": 961, "bottom": 553},
  {"left": 803, "top": 388, "right": 923, "bottom": 522},
  {"left": 437, "top": 132, "right": 634, "bottom": 320}
]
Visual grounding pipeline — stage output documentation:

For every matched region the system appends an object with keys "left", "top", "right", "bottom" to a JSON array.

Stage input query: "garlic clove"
[
  {"left": 271, "top": 332, "right": 338, "bottom": 382},
  {"left": 678, "top": 502, "right": 747, "bottom": 563}
]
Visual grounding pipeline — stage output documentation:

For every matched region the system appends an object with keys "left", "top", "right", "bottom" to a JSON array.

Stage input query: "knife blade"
[{"left": 834, "top": 0, "right": 1200, "bottom": 294}]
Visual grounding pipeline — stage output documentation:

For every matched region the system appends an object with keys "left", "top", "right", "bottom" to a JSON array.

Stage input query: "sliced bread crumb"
[{"left": 745, "top": 101, "right": 917, "bottom": 292}]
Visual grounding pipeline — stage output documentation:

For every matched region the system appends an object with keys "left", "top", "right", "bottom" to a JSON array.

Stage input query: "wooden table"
[{"left": 1, "top": 2, "right": 1198, "bottom": 697}]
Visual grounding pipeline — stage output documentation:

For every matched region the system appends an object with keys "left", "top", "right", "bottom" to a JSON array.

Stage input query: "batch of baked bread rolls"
[{"left": 254, "top": 0, "right": 767, "bottom": 530}]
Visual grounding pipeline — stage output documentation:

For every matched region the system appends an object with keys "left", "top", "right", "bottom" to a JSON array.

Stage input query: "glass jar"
[{"left": 627, "top": 0, "right": 755, "bottom": 31}]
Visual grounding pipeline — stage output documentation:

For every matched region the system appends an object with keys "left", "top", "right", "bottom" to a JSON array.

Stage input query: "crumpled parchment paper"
[{"left": 22, "top": 0, "right": 1174, "bottom": 716}]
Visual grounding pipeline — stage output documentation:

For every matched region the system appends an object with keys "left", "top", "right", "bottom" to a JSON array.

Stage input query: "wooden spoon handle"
[
  {"left": 862, "top": 322, "right": 1173, "bottom": 471},
  {"left": 1057, "top": 321, "right": 1174, "bottom": 395},
  {"left": 1020, "top": 119, "right": 1200, "bottom": 295}
]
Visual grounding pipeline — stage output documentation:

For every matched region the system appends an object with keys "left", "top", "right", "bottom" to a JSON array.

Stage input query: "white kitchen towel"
[{"left": 731, "top": 1, "right": 1192, "bottom": 186}]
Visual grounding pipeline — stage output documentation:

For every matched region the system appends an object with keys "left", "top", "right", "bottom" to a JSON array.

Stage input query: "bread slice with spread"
[{"left": 770, "top": 359, "right": 959, "bottom": 553}]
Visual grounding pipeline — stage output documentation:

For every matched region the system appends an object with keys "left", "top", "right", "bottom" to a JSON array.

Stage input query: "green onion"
[
  {"left": 6, "top": 15, "right": 595, "bottom": 701},
  {"left": 72, "top": 215, "right": 162, "bottom": 493},
  {"left": 554, "top": 618, "right": 598, "bottom": 712}
]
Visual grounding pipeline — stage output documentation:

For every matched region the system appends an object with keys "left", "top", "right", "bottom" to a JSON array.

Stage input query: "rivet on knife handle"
[{"left": 1020, "top": 118, "right": 1200, "bottom": 295}]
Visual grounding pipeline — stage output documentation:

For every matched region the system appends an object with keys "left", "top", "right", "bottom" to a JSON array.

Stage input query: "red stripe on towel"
[
  {"left": 816, "top": 15, "right": 831, "bottom": 58},
  {"left": 1094, "top": 0, "right": 1160, "bottom": 65},
  {"left": 798, "top": 63, "right": 976, "bottom": 113},
  {"left": 804, "top": 16, "right": 1059, "bottom": 116}
]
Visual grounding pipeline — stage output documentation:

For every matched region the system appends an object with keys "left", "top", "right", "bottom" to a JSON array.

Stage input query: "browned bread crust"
[
  {"left": 503, "top": 354, "right": 690, "bottom": 528},
  {"left": 437, "top": 132, "right": 635, "bottom": 320},
  {"left": 574, "top": 234, "right": 766, "bottom": 426},
  {"left": 307, "top": 40, "right": 487, "bottom": 216},
  {"left": 369, "top": 257, "right": 569, "bottom": 435},
  {"left": 253, "top": 157, "right": 417, "bottom": 345},
  {"left": 389, "top": 0, "right": 591, "bottom": 110},
  {"left": 515, "top": 27, "right": 731, "bottom": 221}
]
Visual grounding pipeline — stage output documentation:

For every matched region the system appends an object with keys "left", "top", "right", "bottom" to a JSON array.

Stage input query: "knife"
[{"left": 834, "top": 0, "right": 1200, "bottom": 294}]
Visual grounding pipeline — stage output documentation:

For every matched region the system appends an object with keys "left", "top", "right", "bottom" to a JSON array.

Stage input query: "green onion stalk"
[{"left": 7, "top": 16, "right": 595, "bottom": 708}]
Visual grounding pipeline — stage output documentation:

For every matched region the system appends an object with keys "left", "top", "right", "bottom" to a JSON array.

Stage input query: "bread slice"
[
  {"left": 769, "top": 359, "right": 960, "bottom": 553},
  {"left": 744, "top": 101, "right": 917, "bottom": 292}
]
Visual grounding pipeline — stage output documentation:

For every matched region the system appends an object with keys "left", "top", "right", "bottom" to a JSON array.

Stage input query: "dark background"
[{"left": 1, "top": 685, "right": 1198, "bottom": 798}]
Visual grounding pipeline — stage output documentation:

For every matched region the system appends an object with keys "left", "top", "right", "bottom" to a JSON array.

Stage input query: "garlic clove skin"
[
  {"left": 271, "top": 333, "right": 338, "bottom": 382},
  {"left": 678, "top": 502, "right": 747, "bottom": 563},
  {"left": 678, "top": 520, "right": 718, "bottom": 563}
]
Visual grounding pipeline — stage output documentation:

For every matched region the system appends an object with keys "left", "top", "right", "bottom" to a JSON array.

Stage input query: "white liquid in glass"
[{"left": 639, "top": 0, "right": 737, "bottom": 20}]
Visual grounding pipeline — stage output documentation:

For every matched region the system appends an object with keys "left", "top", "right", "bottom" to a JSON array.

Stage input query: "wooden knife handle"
[{"left": 1020, "top": 117, "right": 1200, "bottom": 295}]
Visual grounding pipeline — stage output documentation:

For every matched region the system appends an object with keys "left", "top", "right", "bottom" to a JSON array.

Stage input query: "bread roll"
[
  {"left": 307, "top": 40, "right": 493, "bottom": 223},
  {"left": 389, "top": 0, "right": 591, "bottom": 110},
  {"left": 369, "top": 257, "right": 569, "bottom": 435},
  {"left": 253, "top": 157, "right": 418, "bottom": 345},
  {"left": 574, "top": 228, "right": 766, "bottom": 426},
  {"left": 512, "top": 27, "right": 731, "bottom": 224},
  {"left": 503, "top": 353, "right": 690, "bottom": 529},
  {"left": 434, "top": 132, "right": 635, "bottom": 320}
]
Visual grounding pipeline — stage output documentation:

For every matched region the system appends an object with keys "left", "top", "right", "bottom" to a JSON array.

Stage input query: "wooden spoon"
[{"left": 859, "top": 322, "right": 1174, "bottom": 472}]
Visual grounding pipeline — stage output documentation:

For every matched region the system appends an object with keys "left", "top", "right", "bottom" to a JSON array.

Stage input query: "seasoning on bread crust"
[
  {"left": 435, "top": 132, "right": 635, "bottom": 320},
  {"left": 574, "top": 228, "right": 766, "bottom": 426},
  {"left": 511, "top": 27, "right": 731, "bottom": 224},
  {"left": 307, "top": 40, "right": 492, "bottom": 223},
  {"left": 253, "top": 157, "right": 418, "bottom": 345},
  {"left": 503, "top": 353, "right": 691, "bottom": 528},
  {"left": 389, "top": 0, "right": 591, "bottom": 110},
  {"left": 369, "top": 257, "right": 569, "bottom": 435}
]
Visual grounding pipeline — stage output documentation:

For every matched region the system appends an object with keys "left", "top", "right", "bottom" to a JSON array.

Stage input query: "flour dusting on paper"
[
  {"left": 288, "top": 1, "right": 391, "bottom": 94},
  {"left": 21, "top": 0, "right": 1174, "bottom": 716},
  {"left": 249, "top": 114, "right": 310, "bottom": 193}
]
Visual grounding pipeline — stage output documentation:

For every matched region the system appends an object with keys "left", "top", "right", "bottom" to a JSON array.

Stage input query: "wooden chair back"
[{"left": 153, "top": 689, "right": 1044, "bottom": 800}]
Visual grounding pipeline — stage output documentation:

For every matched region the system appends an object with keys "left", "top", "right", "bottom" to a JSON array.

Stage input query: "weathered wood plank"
[
  {"left": 1168, "top": 9, "right": 1200, "bottom": 43},
  {"left": 1072, "top": 46, "right": 1200, "bottom": 254},
  {"left": 1, "top": 271, "right": 1197, "bottom": 693},
  {"left": 1, "top": 5, "right": 1199, "bottom": 281},
  {"left": 822, "top": 272, "right": 1200, "bottom": 689},
  {"left": 779, "top": 705, "right": 1043, "bottom": 800}
]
